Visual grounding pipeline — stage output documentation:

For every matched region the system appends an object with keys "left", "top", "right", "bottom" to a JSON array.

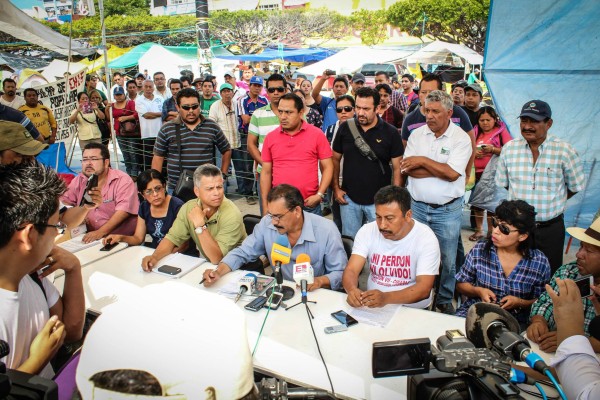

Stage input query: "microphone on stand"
[
  {"left": 235, "top": 273, "right": 257, "bottom": 303},
  {"left": 292, "top": 253, "right": 313, "bottom": 304},
  {"left": 269, "top": 235, "right": 294, "bottom": 300}
]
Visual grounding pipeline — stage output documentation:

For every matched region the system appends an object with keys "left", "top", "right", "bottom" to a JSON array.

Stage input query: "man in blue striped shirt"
[{"left": 152, "top": 88, "right": 231, "bottom": 192}]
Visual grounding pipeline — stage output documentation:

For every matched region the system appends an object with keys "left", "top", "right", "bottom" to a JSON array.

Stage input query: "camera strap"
[{"left": 346, "top": 118, "right": 385, "bottom": 175}]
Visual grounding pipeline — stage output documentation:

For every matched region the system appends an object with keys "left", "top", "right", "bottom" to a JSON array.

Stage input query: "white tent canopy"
[
  {"left": 404, "top": 40, "right": 483, "bottom": 66},
  {"left": 296, "top": 46, "right": 417, "bottom": 77},
  {"left": 0, "top": 1, "right": 95, "bottom": 57},
  {"left": 41, "top": 60, "right": 89, "bottom": 82},
  {"left": 137, "top": 46, "right": 199, "bottom": 81}
]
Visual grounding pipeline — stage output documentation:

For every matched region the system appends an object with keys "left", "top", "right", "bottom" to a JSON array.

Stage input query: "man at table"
[
  {"left": 203, "top": 184, "right": 347, "bottom": 291},
  {"left": 61, "top": 143, "right": 139, "bottom": 243},
  {"left": 142, "top": 164, "right": 246, "bottom": 268},
  {"left": 0, "top": 163, "right": 84, "bottom": 378},
  {"left": 343, "top": 185, "right": 440, "bottom": 309}
]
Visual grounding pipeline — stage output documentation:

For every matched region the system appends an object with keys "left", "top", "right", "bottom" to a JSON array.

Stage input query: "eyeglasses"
[
  {"left": 180, "top": 104, "right": 200, "bottom": 111},
  {"left": 81, "top": 157, "right": 104, "bottom": 163},
  {"left": 336, "top": 106, "right": 354, "bottom": 113},
  {"left": 19, "top": 221, "right": 67, "bottom": 235},
  {"left": 267, "top": 208, "right": 292, "bottom": 222},
  {"left": 143, "top": 185, "right": 164, "bottom": 196},
  {"left": 491, "top": 217, "right": 519, "bottom": 235},
  {"left": 267, "top": 87, "right": 285, "bottom": 93}
]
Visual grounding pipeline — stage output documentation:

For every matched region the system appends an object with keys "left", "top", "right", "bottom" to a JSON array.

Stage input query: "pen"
[{"left": 199, "top": 268, "right": 217, "bottom": 285}]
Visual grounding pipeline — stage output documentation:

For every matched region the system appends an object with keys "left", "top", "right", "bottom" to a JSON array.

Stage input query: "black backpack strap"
[
  {"left": 29, "top": 272, "right": 47, "bottom": 301},
  {"left": 175, "top": 122, "right": 183, "bottom": 176}
]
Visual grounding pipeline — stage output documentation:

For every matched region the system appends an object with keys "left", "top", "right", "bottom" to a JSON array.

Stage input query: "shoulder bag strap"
[
  {"left": 175, "top": 122, "right": 183, "bottom": 176},
  {"left": 346, "top": 118, "right": 386, "bottom": 175}
]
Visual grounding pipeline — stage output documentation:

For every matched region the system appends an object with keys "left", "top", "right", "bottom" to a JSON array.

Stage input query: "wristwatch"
[
  {"left": 317, "top": 192, "right": 326, "bottom": 200},
  {"left": 194, "top": 224, "right": 207, "bottom": 234}
]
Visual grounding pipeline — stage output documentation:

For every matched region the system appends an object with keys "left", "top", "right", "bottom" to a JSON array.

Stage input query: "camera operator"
[{"left": 546, "top": 278, "right": 600, "bottom": 400}]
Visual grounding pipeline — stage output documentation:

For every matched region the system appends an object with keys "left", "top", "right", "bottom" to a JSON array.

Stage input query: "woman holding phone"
[
  {"left": 69, "top": 92, "right": 104, "bottom": 152},
  {"left": 103, "top": 169, "right": 188, "bottom": 252},
  {"left": 455, "top": 200, "right": 551, "bottom": 328}
]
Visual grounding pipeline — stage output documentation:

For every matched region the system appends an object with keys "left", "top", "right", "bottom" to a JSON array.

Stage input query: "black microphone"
[
  {"left": 589, "top": 315, "right": 600, "bottom": 341},
  {"left": 465, "top": 303, "right": 549, "bottom": 374}
]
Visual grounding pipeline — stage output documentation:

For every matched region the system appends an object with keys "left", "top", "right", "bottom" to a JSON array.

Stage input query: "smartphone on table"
[
  {"left": 157, "top": 265, "right": 182, "bottom": 276},
  {"left": 331, "top": 310, "right": 358, "bottom": 327}
]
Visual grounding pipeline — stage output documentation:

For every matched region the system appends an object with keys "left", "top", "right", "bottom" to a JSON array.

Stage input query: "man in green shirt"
[{"left": 141, "top": 164, "right": 246, "bottom": 268}]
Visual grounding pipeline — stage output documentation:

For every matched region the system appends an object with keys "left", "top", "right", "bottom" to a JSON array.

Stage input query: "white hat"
[
  {"left": 567, "top": 217, "right": 600, "bottom": 248},
  {"left": 76, "top": 282, "right": 255, "bottom": 399}
]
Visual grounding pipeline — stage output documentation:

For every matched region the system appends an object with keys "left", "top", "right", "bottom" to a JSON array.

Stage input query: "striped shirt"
[
  {"left": 209, "top": 100, "right": 240, "bottom": 149},
  {"left": 237, "top": 94, "right": 268, "bottom": 133},
  {"left": 455, "top": 241, "right": 550, "bottom": 324},
  {"left": 248, "top": 104, "right": 279, "bottom": 173},
  {"left": 154, "top": 118, "right": 231, "bottom": 189},
  {"left": 495, "top": 136, "right": 585, "bottom": 222},
  {"left": 530, "top": 263, "right": 597, "bottom": 334}
]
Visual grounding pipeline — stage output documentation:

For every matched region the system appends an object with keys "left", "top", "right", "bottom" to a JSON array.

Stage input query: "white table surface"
[{"left": 53, "top": 246, "right": 556, "bottom": 399}]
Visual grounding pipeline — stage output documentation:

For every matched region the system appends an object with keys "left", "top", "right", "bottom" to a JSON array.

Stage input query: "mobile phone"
[
  {"left": 574, "top": 275, "right": 593, "bottom": 297},
  {"left": 245, "top": 296, "right": 267, "bottom": 312},
  {"left": 100, "top": 241, "right": 118, "bottom": 251},
  {"left": 82, "top": 102, "right": 92, "bottom": 113},
  {"left": 331, "top": 310, "right": 358, "bottom": 327},
  {"left": 264, "top": 292, "right": 283, "bottom": 310},
  {"left": 79, "top": 174, "right": 98, "bottom": 206},
  {"left": 325, "top": 69, "right": 336, "bottom": 76},
  {"left": 157, "top": 265, "right": 182, "bottom": 275},
  {"left": 324, "top": 325, "right": 348, "bottom": 334}
]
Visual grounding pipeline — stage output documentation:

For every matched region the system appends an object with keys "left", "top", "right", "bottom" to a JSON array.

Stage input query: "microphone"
[
  {"left": 465, "top": 303, "right": 550, "bottom": 374},
  {"left": 235, "top": 273, "right": 257, "bottom": 303},
  {"left": 269, "top": 235, "right": 294, "bottom": 300},
  {"left": 292, "top": 253, "right": 314, "bottom": 304}
]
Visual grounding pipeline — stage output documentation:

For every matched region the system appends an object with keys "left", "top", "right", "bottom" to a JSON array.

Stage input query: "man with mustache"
[
  {"left": 202, "top": 184, "right": 347, "bottom": 291},
  {"left": 342, "top": 185, "right": 440, "bottom": 309},
  {"left": 496, "top": 100, "right": 584, "bottom": 273},
  {"left": 0, "top": 78, "right": 25, "bottom": 109}
]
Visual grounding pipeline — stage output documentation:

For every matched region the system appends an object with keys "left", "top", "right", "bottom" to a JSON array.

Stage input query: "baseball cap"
[
  {"left": 134, "top": 72, "right": 145, "bottom": 79},
  {"left": 464, "top": 83, "right": 483, "bottom": 95},
  {"left": 223, "top": 70, "right": 235, "bottom": 78},
  {"left": 518, "top": 100, "right": 552, "bottom": 121},
  {"left": 451, "top": 80, "right": 468, "bottom": 91},
  {"left": 76, "top": 283, "right": 255, "bottom": 399},
  {"left": 352, "top": 72, "right": 366, "bottom": 83},
  {"left": 249, "top": 76, "right": 264, "bottom": 86},
  {"left": 0, "top": 121, "right": 48, "bottom": 156},
  {"left": 219, "top": 83, "right": 233, "bottom": 92},
  {"left": 113, "top": 86, "right": 125, "bottom": 96}
]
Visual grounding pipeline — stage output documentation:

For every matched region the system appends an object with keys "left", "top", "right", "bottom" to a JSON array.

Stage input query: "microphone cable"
[
  {"left": 252, "top": 285, "right": 276, "bottom": 357},
  {"left": 303, "top": 302, "right": 335, "bottom": 398},
  {"left": 544, "top": 369, "right": 567, "bottom": 400}
]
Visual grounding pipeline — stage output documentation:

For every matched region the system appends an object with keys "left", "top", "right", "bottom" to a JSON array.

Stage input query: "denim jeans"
[
  {"left": 117, "top": 136, "right": 141, "bottom": 177},
  {"left": 340, "top": 194, "right": 376, "bottom": 238},
  {"left": 411, "top": 197, "right": 464, "bottom": 306},
  {"left": 215, "top": 148, "right": 230, "bottom": 193},
  {"left": 234, "top": 134, "right": 255, "bottom": 196},
  {"left": 303, "top": 203, "right": 323, "bottom": 216}
]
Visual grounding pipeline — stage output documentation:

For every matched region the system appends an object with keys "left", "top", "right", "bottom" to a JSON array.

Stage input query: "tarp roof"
[
  {"left": 0, "top": 1, "right": 95, "bottom": 57},
  {"left": 485, "top": 0, "right": 599, "bottom": 227},
  {"left": 0, "top": 51, "right": 50, "bottom": 72},
  {"left": 216, "top": 47, "right": 336, "bottom": 63},
  {"left": 296, "top": 46, "right": 417, "bottom": 76},
  {"left": 405, "top": 40, "right": 483, "bottom": 65}
]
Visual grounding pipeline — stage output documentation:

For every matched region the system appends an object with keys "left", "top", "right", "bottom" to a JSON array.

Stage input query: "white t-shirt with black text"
[{"left": 353, "top": 220, "right": 440, "bottom": 309}]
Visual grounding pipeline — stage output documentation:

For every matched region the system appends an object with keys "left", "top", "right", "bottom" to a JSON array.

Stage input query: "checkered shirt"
[{"left": 496, "top": 135, "right": 585, "bottom": 221}]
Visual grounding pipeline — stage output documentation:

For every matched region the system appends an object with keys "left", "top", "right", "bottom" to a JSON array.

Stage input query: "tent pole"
[{"left": 98, "top": 0, "right": 119, "bottom": 171}]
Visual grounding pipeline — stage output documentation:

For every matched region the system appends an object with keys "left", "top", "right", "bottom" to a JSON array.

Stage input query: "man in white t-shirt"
[
  {"left": 342, "top": 185, "right": 440, "bottom": 309},
  {"left": 0, "top": 163, "right": 84, "bottom": 379},
  {"left": 136, "top": 79, "right": 164, "bottom": 171}
]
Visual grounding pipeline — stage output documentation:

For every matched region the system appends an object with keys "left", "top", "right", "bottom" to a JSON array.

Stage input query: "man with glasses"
[
  {"left": 61, "top": 143, "right": 139, "bottom": 243},
  {"left": 247, "top": 73, "right": 287, "bottom": 212},
  {"left": 202, "top": 184, "right": 347, "bottom": 291},
  {"left": 142, "top": 164, "right": 245, "bottom": 268},
  {"left": 153, "top": 71, "right": 171, "bottom": 100},
  {"left": 152, "top": 88, "right": 231, "bottom": 194},
  {"left": 332, "top": 87, "right": 404, "bottom": 238},
  {"left": 0, "top": 162, "right": 84, "bottom": 378}
]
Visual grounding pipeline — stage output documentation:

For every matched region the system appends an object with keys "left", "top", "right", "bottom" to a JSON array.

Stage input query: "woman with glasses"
[
  {"left": 103, "top": 169, "right": 185, "bottom": 250},
  {"left": 68, "top": 92, "right": 103, "bottom": 152},
  {"left": 455, "top": 200, "right": 551, "bottom": 327}
]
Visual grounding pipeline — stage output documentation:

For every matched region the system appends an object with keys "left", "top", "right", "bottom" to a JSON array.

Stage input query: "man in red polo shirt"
[{"left": 260, "top": 93, "right": 333, "bottom": 215}]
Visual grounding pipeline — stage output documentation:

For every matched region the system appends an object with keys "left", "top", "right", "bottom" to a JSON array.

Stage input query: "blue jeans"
[
  {"left": 411, "top": 197, "right": 464, "bottom": 306},
  {"left": 340, "top": 194, "right": 376, "bottom": 238},
  {"left": 215, "top": 148, "right": 230, "bottom": 193},
  {"left": 303, "top": 203, "right": 323, "bottom": 216},
  {"left": 235, "top": 134, "right": 255, "bottom": 196},
  {"left": 117, "top": 136, "right": 141, "bottom": 177}
]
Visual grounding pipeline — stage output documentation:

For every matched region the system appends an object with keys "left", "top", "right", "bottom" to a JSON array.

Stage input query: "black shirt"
[
  {"left": 332, "top": 117, "right": 404, "bottom": 205},
  {"left": 461, "top": 105, "right": 480, "bottom": 129}
]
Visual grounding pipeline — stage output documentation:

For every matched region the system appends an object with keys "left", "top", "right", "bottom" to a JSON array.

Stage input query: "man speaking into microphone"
[{"left": 202, "top": 184, "right": 347, "bottom": 290}]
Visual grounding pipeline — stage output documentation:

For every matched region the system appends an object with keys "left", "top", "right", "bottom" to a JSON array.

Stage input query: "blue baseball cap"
[
  {"left": 519, "top": 100, "right": 552, "bottom": 121},
  {"left": 249, "top": 76, "right": 264, "bottom": 86},
  {"left": 113, "top": 86, "right": 125, "bottom": 96}
]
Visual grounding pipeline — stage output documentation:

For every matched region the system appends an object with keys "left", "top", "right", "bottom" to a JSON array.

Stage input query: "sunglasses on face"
[
  {"left": 180, "top": 104, "right": 200, "bottom": 111},
  {"left": 491, "top": 217, "right": 519, "bottom": 235},
  {"left": 267, "top": 87, "right": 285, "bottom": 93},
  {"left": 336, "top": 106, "right": 354, "bottom": 113}
]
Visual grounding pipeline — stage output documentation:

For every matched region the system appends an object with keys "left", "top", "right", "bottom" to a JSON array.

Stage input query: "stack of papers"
[{"left": 57, "top": 236, "right": 101, "bottom": 253}]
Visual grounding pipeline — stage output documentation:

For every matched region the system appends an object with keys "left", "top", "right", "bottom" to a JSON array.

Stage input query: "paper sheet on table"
[
  {"left": 217, "top": 270, "right": 275, "bottom": 300},
  {"left": 152, "top": 253, "right": 206, "bottom": 279},
  {"left": 346, "top": 304, "right": 400, "bottom": 328},
  {"left": 57, "top": 235, "right": 101, "bottom": 253}
]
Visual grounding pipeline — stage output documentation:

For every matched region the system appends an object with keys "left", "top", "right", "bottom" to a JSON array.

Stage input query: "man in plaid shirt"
[
  {"left": 527, "top": 217, "right": 600, "bottom": 352},
  {"left": 496, "top": 100, "right": 585, "bottom": 273}
]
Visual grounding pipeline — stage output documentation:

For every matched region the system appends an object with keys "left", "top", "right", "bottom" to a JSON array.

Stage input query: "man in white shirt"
[
  {"left": 0, "top": 78, "right": 25, "bottom": 109},
  {"left": 153, "top": 71, "right": 171, "bottom": 100},
  {"left": 400, "top": 90, "right": 472, "bottom": 314},
  {"left": 343, "top": 185, "right": 440, "bottom": 309},
  {"left": 136, "top": 79, "right": 164, "bottom": 171}
]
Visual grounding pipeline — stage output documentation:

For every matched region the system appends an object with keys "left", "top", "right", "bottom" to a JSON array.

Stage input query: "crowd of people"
[{"left": 0, "top": 64, "right": 597, "bottom": 399}]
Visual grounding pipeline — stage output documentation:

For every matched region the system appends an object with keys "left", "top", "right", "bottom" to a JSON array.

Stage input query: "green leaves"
[{"left": 349, "top": 9, "right": 389, "bottom": 46}]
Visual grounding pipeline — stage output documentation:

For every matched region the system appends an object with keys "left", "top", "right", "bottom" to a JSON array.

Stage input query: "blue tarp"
[
  {"left": 216, "top": 47, "right": 336, "bottom": 63},
  {"left": 484, "top": 0, "right": 600, "bottom": 229}
]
